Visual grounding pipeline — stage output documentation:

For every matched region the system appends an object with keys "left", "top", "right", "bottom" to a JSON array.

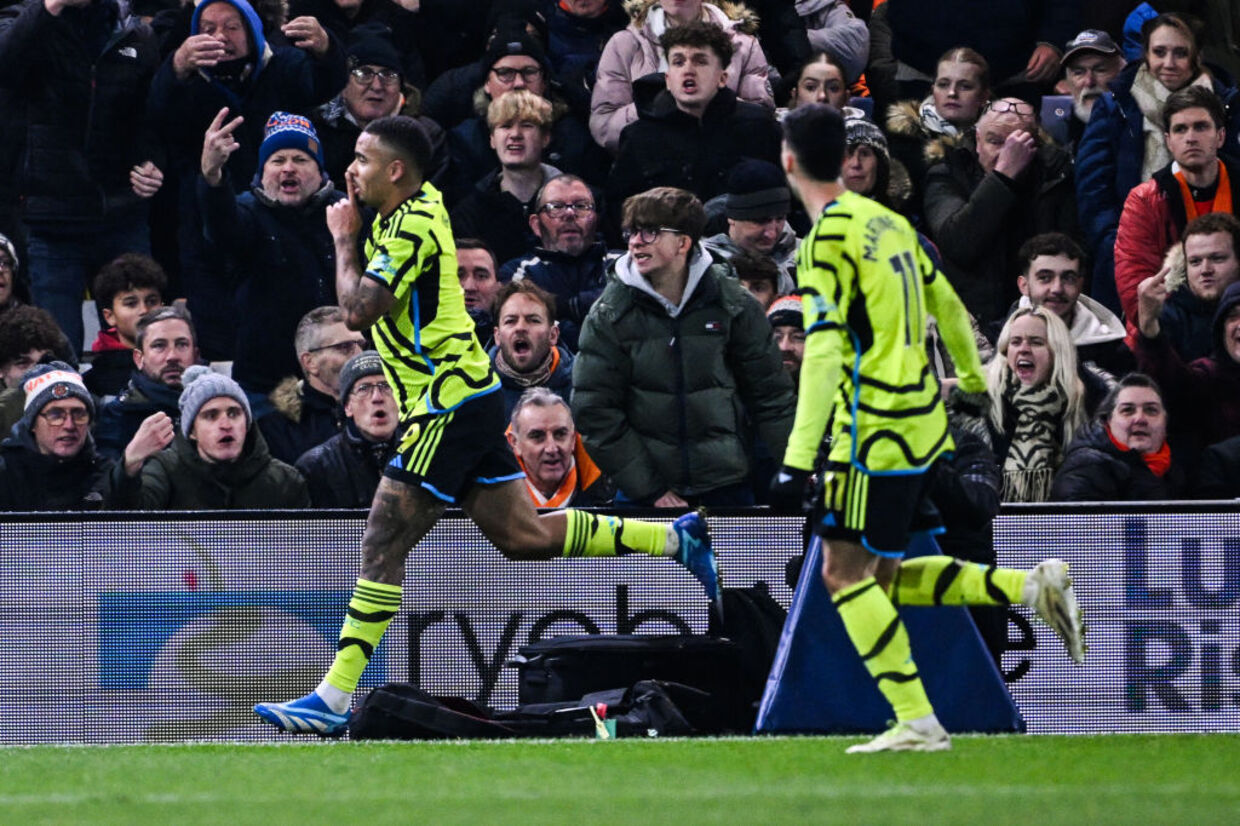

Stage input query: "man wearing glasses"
[
  {"left": 258, "top": 306, "right": 365, "bottom": 465},
  {"left": 924, "top": 95, "right": 1078, "bottom": 326},
  {"left": 446, "top": 32, "right": 606, "bottom": 204},
  {"left": 312, "top": 30, "right": 448, "bottom": 190},
  {"left": 573, "top": 186, "right": 795, "bottom": 508},
  {"left": 0, "top": 363, "right": 118, "bottom": 510},
  {"left": 502, "top": 174, "right": 617, "bottom": 351},
  {"left": 296, "top": 350, "right": 399, "bottom": 507}
]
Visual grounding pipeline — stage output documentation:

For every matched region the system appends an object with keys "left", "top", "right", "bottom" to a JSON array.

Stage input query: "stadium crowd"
[{"left": 2, "top": 0, "right": 1240, "bottom": 512}]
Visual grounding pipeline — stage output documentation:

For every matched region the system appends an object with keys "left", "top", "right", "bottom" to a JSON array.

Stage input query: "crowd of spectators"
[{"left": 3, "top": 0, "right": 1240, "bottom": 513}]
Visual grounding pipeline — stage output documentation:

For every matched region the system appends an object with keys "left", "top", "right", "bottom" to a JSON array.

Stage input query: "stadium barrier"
[{"left": 1, "top": 505, "right": 1237, "bottom": 743}]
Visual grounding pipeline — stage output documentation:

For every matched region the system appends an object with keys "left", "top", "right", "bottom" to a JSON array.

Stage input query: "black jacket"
[
  {"left": 295, "top": 419, "right": 395, "bottom": 508},
  {"left": 500, "top": 242, "right": 617, "bottom": 352},
  {"left": 450, "top": 168, "right": 547, "bottom": 266},
  {"left": 257, "top": 378, "right": 342, "bottom": 466},
  {"left": 606, "top": 81, "right": 782, "bottom": 216},
  {"left": 924, "top": 138, "right": 1079, "bottom": 325},
  {"left": 0, "top": 424, "right": 113, "bottom": 511},
  {"left": 198, "top": 176, "right": 344, "bottom": 394},
  {"left": 0, "top": 0, "right": 162, "bottom": 225},
  {"left": 1196, "top": 434, "right": 1240, "bottom": 499},
  {"left": 95, "top": 370, "right": 183, "bottom": 461},
  {"left": 1050, "top": 422, "right": 1186, "bottom": 502}
]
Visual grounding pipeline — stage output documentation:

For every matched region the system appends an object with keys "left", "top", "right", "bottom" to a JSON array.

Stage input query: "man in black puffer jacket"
[{"left": 295, "top": 350, "right": 397, "bottom": 508}]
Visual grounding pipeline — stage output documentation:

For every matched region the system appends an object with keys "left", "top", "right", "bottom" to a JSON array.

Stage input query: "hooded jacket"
[
  {"left": 1050, "top": 421, "right": 1185, "bottom": 502},
  {"left": 883, "top": 99, "right": 969, "bottom": 226},
  {"left": 589, "top": 0, "right": 773, "bottom": 152},
  {"left": 110, "top": 427, "right": 309, "bottom": 509},
  {"left": 198, "top": 172, "right": 345, "bottom": 394},
  {"left": 1135, "top": 281, "right": 1240, "bottom": 463},
  {"left": 1010, "top": 293, "right": 1134, "bottom": 380},
  {"left": 294, "top": 418, "right": 394, "bottom": 508},
  {"left": 0, "top": 420, "right": 113, "bottom": 510},
  {"left": 572, "top": 246, "right": 794, "bottom": 500},
  {"left": 606, "top": 82, "right": 782, "bottom": 213},
  {"left": 0, "top": 0, "right": 163, "bottom": 225},
  {"left": 95, "top": 369, "right": 184, "bottom": 461},
  {"left": 924, "top": 136, "right": 1079, "bottom": 324}
]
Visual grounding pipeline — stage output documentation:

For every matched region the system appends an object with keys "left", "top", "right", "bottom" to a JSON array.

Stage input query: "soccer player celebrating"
[
  {"left": 253, "top": 116, "right": 719, "bottom": 736},
  {"left": 769, "top": 104, "right": 1087, "bottom": 754}
]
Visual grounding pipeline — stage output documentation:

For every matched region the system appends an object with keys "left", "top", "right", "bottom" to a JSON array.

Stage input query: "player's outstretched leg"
[
  {"left": 889, "top": 555, "right": 1085, "bottom": 663},
  {"left": 254, "top": 480, "right": 443, "bottom": 736}
]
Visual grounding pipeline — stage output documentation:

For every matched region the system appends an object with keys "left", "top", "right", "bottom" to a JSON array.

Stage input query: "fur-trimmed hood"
[
  {"left": 623, "top": 0, "right": 760, "bottom": 34},
  {"left": 268, "top": 375, "right": 308, "bottom": 422},
  {"left": 885, "top": 100, "right": 969, "bottom": 168}
]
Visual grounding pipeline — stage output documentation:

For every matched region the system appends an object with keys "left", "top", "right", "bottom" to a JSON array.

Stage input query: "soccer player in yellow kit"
[
  {"left": 254, "top": 116, "right": 720, "bottom": 736},
  {"left": 770, "top": 105, "right": 1085, "bottom": 753}
]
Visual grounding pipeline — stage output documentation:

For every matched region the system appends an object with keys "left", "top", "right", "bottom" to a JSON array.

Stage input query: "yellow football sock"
[
  {"left": 833, "top": 577, "right": 933, "bottom": 722},
  {"left": 889, "top": 556, "right": 1026, "bottom": 606},
  {"left": 562, "top": 509, "right": 668, "bottom": 557},
  {"left": 324, "top": 579, "right": 401, "bottom": 694}
]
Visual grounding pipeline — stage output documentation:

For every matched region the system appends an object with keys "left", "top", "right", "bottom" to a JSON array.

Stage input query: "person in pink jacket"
[{"left": 589, "top": 0, "right": 773, "bottom": 153}]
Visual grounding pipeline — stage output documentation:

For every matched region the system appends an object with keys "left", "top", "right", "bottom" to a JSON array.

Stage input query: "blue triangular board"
[{"left": 755, "top": 533, "right": 1025, "bottom": 734}]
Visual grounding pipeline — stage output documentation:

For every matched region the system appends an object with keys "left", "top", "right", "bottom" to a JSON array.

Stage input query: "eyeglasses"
[
  {"left": 0, "top": 257, "right": 13, "bottom": 271},
  {"left": 491, "top": 66, "right": 543, "bottom": 84},
  {"left": 308, "top": 339, "right": 366, "bottom": 356},
  {"left": 622, "top": 226, "right": 685, "bottom": 245},
  {"left": 985, "top": 99, "right": 1036, "bottom": 116},
  {"left": 539, "top": 200, "right": 596, "bottom": 219},
  {"left": 350, "top": 381, "right": 393, "bottom": 399},
  {"left": 39, "top": 407, "right": 90, "bottom": 427},
  {"left": 350, "top": 67, "right": 401, "bottom": 86}
]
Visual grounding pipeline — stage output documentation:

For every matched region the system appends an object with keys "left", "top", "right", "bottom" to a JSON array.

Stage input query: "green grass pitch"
[{"left": 2, "top": 735, "right": 1235, "bottom": 825}]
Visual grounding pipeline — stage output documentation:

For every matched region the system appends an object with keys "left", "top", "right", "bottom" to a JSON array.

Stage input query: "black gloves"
[{"left": 768, "top": 465, "right": 814, "bottom": 514}]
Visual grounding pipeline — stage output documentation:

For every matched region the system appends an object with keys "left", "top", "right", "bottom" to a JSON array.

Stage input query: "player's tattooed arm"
[
  {"left": 341, "top": 277, "right": 394, "bottom": 331},
  {"left": 327, "top": 185, "right": 393, "bottom": 330}
]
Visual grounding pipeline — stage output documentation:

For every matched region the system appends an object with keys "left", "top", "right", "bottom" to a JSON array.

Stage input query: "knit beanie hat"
[
  {"left": 20, "top": 362, "right": 94, "bottom": 430},
  {"left": 257, "top": 111, "right": 325, "bottom": 174},
  {"left": 845, "top": 116, "right": 889, "bottom": 160},
  {"left": 767, "top": 295, "right": 803, "bottom": 328},
  {"left": 725, "top": 159, "right": 791, "bottom": 221},
  {"left": 179, "top": 365, "right": 252, "bottom": 438},
  {"left": 0, "top": 232, "right": 18, "bottom": 272},
  {"left": 482, "top": 31, "right": 551, "bottom": 74},
  {"left": 338, "top": 350, "right": 385, "bottom": 401},
  {"left": 347, "top": 24, "right": 402, "bottom": 73}
]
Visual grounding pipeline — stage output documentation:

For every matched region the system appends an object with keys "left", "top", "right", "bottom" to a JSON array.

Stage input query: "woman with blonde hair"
[{"left": 985, "top": 307, "right": 1089, "bottom": 502}]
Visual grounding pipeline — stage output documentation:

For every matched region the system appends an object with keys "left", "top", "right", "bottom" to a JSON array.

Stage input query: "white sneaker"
[
  {"left": 1023, "top": 559, "right": 1086, "bottom": 664},
  {"left": 846, "top": 716, "right": 951, "bottom": 754}
]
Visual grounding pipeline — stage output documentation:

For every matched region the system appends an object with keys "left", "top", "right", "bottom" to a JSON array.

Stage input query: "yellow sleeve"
[
  {"left": 783, "top": 242, "right": 852, "bottom": 471},
  {"left": 920, "top": 243, "right": 986, "bottom": 394},
  {"left": 365, "top": 219, "right": 433, "bottom": 300}
]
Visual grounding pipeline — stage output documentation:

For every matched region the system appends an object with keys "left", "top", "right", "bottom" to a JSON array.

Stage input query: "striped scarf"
[{"left": 1001, "top": 376, "right": 1066, "bottom": 503}]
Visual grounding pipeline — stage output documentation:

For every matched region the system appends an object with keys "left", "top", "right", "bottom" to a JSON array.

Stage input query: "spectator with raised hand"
[
  {"left": 884, "top": 47, "right": 991, "bottom": 218},
  {"left": 1135, "top": 281, "right": 1240, "bottom": 469},
  {"left": 111, "top": 365, "right": 309, "bottom": 509},
  {"left": 1134, "top": 213, "right": 1240, "bottom": 365},
  {"left": 84, "top": 255, "right": 167, "bottom": 400},
  {"left": 1050, "top": 373, "right": 1185, "bottom": 501},
  {"left": 507, "top": 386, "right": 612, "bottom": 509},
  {"left": 288, "top": 0, "right": 426, "bottom": 88},
  {"left": 984, "top": 307, "right": 1096, "bottom": 503},
  {"left": 146, "top": 0, "right": 346, "bottom": 360},
  {"left": 590, "top": 0, "right": 773, "bottom": 154},
  {"left": 606, "top": 20, "right": 781, "bottom": 215},
  {"left": 0, "top": 363, "right": 136, "bottom": 511},
  {"left": 501, "top": 175, "right": 617, "bottom": 353},
  {"left": 95, "top": 305, "right": 198, "bottom": 461},
  {"left": 451, "top": 90, "right": 563, "bottom": 266},
  {"left": 198, "top": 110, "right": 345, "bottom": 401},
  {"left": 572, "top": 186, "right": 794, "bottom": 507},
  {"left": 295, "top": 350, "right": 398, "bottom": 508},
  {"left": 924, "top": 97, "right": 1078, "bottom": 326},
  {"left": 1076, "top": 13, "right": 1240, "bottom": 315},
  {"left": 0, "top": 0, "right": 164, "bottom": 355},
  {"left": 1114, "top": 86, "right": 1240, "bottom": 345}
]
